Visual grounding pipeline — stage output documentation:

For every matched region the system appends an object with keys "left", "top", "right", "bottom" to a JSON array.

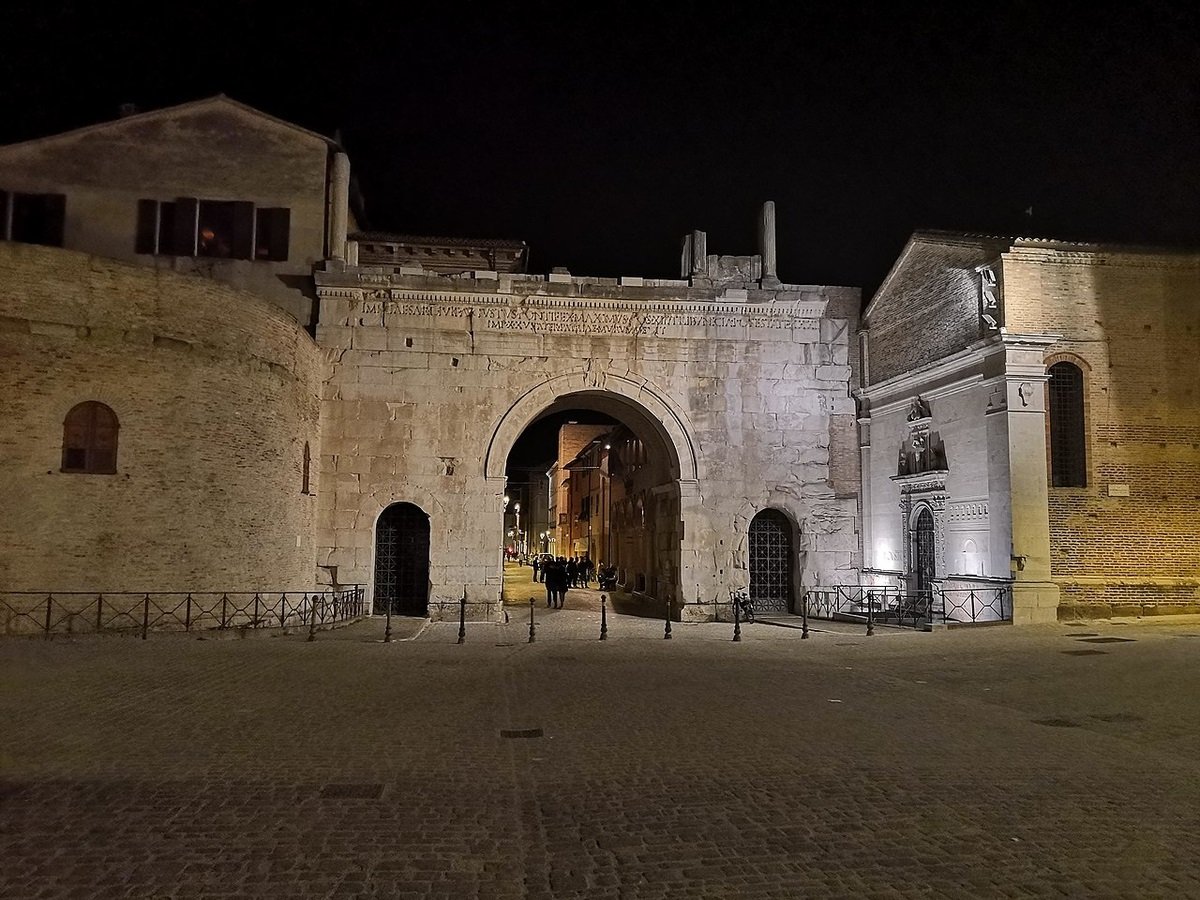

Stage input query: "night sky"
[{"left": 4, "top": 2, "right": 1197, "bottom": 296}]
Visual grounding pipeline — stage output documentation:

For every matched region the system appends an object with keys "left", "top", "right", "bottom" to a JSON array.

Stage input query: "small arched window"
[
  {"left": 302, "top": 441, "right": 311, "bottom": 494},
  {"left": 61, "top": 402, "right": 119, "bottom": 474},
  {"left": 1048, "top": 362, "right": 1087, "bottom": 487}
]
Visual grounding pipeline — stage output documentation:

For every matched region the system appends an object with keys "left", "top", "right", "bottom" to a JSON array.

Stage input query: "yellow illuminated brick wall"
[
  {"left": 1002, "top": 247, "right": 1200, "bottom": 613},
  {"left": 0, "top": 242, "right": 324, "bottom": 594}
]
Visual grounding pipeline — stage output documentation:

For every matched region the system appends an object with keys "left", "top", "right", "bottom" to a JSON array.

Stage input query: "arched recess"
[
  {"left": 483, "top": 369, "right": 702, "bottom": 484},
  {"left": 1044, "top": 354, "right": 1090, "bottom": 488},
  {"left": 373, "top": 502, "right": 431, "bottom": 617},
  {"left": 748, "top": 508, "right": 795, "bottom": 614}
]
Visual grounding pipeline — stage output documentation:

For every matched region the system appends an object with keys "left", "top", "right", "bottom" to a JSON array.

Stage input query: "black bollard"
[
  {"left": 664, "top": 598, "right": 673, "bottom": 640},
  {"left": 600, "top": 594, "right": 608, "bottom": 641},
  {"left": 801, "top": 593, "right": 810, "bottom": 639},
  {"left": 732, "top": 593, "right": 742, "bottom": 642},
  {"left": 866, "top": 591, "right": 875, "bottom": 637},
  {"left": 307, "top": 594, "right": 318, "bottom": 642},
  {"left": 528, "top": 598, "right": 536, "bottom": 643},
  {"left": 383, "top": 598, "right": 393, "bottom": 643},
  {"left": 457, "top": 593, "right": 467, "bottom": 644}
]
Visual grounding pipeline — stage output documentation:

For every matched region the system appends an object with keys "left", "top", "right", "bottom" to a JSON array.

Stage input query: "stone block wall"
[
  {"left": 1001, "top": 247, "right": 1200, "bottom": 612},
  {"left": 0, "top": 243, "right": 324, "bottom": 593}
]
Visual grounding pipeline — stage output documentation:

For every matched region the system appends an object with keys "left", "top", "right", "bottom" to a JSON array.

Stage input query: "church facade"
[{"left": 857, "top": 232, "right": 1200, "bottom": 622}]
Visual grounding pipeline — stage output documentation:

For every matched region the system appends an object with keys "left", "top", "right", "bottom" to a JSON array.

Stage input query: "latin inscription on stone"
[{"left": 354, "top": 299, "right": 817, "bottom": 339}]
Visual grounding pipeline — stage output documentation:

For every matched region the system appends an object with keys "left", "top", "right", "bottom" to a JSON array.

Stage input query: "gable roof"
[
  {"left": 0, "top": 95, "right": 343, "bottom": 152},
  {"left": 864, "top": 229, "right": 1200, "bottom": 324}
]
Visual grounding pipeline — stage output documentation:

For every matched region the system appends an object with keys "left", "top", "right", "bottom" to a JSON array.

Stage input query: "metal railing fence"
[
  {"left": 802, "top": 584, "right": 1013, "bottom": 628},
  {"left": 0, "top": 587, "right": 365, "bottom": 639}
]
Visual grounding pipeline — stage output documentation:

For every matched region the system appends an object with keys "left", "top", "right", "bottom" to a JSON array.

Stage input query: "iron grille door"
[
  {"left": 373, "top": 503, "right": 430, "bottom": 616},
  {"left": 914, "top": 509, "right": 935, "bottom": 596},
  {"left": 749, "top": 509, "right": 793, "bottom": 614}
]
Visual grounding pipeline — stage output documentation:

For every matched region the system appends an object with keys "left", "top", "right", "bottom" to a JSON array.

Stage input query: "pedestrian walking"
[
  {"left": 532, "top": 556, "right": 540, "bottom": 583},
  {"left": 544, "top": 556, "right": 559, "bottom": 607},
  {"left": 546, "top": 557, "right": 567, "bottom": 608}
]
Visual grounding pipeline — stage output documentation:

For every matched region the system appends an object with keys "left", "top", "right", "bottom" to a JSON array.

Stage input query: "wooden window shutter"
[
  {"left": 135, "top": 200, "right": 158, "bottom": 254},
  {"left": 255, "top": 207, "right": 290, "bottom": 261},
  {"left": 62, "top": 401, "right": 119, "bottom": 474},
  {"left": 231, "top": 201, "right": 255, "bottom": 259},
  {"left": 173, "top": 197, "right": 199, "bottom": 256},
  {"left": 44, "top": 193, "right": 65, "bottom": 247}
]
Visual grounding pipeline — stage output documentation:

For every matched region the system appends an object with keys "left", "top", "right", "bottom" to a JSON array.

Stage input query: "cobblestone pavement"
[{"left": 3, "top": 570, "right": 1200, "bottom": 897}]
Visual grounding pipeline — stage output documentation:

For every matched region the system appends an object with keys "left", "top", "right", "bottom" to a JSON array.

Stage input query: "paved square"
[{"left": 3, "top": 589, "right": 1200, "bottom": 898}]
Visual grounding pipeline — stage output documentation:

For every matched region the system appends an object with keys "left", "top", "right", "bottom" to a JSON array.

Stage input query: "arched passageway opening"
[
  {"left": 498, "top": 389, "right": 684, "bottom": 611},
  {"left": 373, "top": 502, "right": 430, "bottom": 616},
  {"left": 748, "top": 509, "right": 795, "bottom": 614}
]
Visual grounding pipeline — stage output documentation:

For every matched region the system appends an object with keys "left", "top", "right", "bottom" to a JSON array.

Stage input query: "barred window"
[
  {"left": 62, "top": 402, "right": 119, "bottom": 474},
  {"left": 1048, "top": 362, "right": 1086, "bottom": 487}
]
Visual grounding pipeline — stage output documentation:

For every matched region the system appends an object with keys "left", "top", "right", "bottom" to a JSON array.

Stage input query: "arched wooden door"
[
  {"left": 749, "top": 509, "right": 794, "bottom": 614},
  {"left": 373, "top": 503, "right": 430, "bottom": 616}
]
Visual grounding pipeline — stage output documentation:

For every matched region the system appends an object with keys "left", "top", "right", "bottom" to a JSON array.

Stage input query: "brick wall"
[
  {"left": 866, "top": 239, "right": 997, "bottom": 385},
  {"left": 0, "top": 243, "right": 324, "bottom": 593},
  {"left": 1004, "top": 248, "right": 1200, "bottom": 611}
]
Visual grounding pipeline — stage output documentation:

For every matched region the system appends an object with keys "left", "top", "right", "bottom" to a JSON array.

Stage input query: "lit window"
[
  {"left": 136, "top": 198, "right": 288, "bottom": 261},
  {"left": 1048, "top": 362, "right": 1086, "bottom": 487},
  {"left": 62, "top": 402, "right": 119, "bottom": 474}
]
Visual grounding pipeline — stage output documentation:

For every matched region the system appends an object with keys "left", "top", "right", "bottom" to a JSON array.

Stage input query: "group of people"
[
  {"left": 531, "top": 554, "right": 596, "bottom": 609},
  {"left": 532, "top": 554, "right": 595, "bottom": 587}
]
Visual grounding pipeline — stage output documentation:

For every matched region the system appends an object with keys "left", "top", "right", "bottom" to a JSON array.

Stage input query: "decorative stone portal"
[
  {"left": 372, "top": 503, "right": 431, "bottom": 616},
  {"left": 313, "top": 239, "right": 861, "bottom": 622}
]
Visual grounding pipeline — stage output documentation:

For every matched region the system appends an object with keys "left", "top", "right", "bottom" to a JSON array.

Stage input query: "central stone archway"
[
  {"left": 483, "top": 368, "right": 702, "bottom": 484},
  {"left": 486, "top": 371, "right": 701, "bottom": 613}
]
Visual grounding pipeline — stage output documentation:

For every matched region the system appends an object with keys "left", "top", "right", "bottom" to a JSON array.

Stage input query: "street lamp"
[
  {"left": 514, "top": 502, "right": 522, "bottom": 556},
  {"left": 502, "top": 494, "right": 511, "bottom": 561}
]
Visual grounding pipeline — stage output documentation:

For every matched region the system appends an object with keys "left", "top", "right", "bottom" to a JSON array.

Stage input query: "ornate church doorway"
[
  {"left": 373, "top": 502, "right": 430, "bottom": 616},
  {"left": 748, "top": 509, "right": 794, "bottom": 614}
]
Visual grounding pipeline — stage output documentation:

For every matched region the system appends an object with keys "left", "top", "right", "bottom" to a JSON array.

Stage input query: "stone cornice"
[
  {"left": 857, "top": 337, "right": 1002, "bottom": 409},
  {"left": 1003, "top": 245, "right": 1200, "bottom": 269},
  {"left": 314, "top": 269, "right": 844, "bottom": 318}
]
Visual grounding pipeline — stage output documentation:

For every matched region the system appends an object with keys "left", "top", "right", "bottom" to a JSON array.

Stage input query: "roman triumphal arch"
[{"left": 313, "top": 257, "right": 862, "bottom": 622}]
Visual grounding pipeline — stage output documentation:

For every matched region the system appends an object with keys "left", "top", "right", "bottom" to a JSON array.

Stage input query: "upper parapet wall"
[{"left": 317, "top": 259, "right": 859, "bottom": 312}]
